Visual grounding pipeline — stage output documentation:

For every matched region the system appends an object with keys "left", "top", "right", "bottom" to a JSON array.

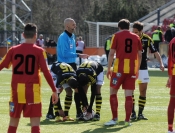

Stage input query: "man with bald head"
[{"left": 46, "top": 18, "right": 88, "bottom": 121}]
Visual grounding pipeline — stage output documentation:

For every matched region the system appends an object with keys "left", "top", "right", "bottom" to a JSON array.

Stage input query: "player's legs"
[
  {"left": 74, "top": 88, "right": 84, "bottom": 120},
  {"left": 84, "top": 84, "right": 96, "bottom": 120},
  {"left": 137, "top": 70, "right": 149, "bottom": 120},
  {"left": 30, "top": 117, "right": 40, "bottom": 133},
  {"left": 63, "top": 86, "right": 73, "bottom": 120},
  {"left": 94, "top": 71, "right": 104, "bottom": 119},
  {"left": 138, "top": 83, "right": 148, "bottom": 120},
  {"left": 168, "top": 76, "right": 175, "bottom": 132},
  {"left": 104, "top": 72, "right": 124, "bottom": 126},
  {"left": 104, "top": 87, "right": 118, "bottom": 126},
  {"left": 122, "top": 73, "right": 136, "bottom": 125},
  {"left": 8, "top": 102, "right": 23, "bottom": 133},
  {"left": 93, "top": 84, "right": 102, "bottom": 121},
  {"left": 54, "top": 93, "right": 64, "bottom": 122},
  {"left": 124, "top": 89, "right": 133, "bottom": 123},
  {"left": 8, "top": 117, "right": 20, "bottom": 133},
  {"left": 46, "top": 96, "right": 55, "bottom": 120},
  {"left": 23, "top": 103, "right": 41, "bottom": 133},
  {"left": 130, "top": 93, "right": 136, "bottom": 120},
  {"left": 168, "top": 95, "right": 175, "bottom": 132}
]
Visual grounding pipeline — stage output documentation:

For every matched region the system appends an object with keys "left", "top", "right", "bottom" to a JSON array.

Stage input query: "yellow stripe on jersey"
[
  {"left": 10, "top": 86, "right": 12, "bottom": 102},
  {"left": 124, "top": 59, "right": 130, "bottom": 73},
  {"left": 17, "top": 83, "right": 26, "bottom": 103},
  {"left": 43, "top": 51, "right": 47, "bottom": 59},
  {"left": 172, "top": 64, "right": 175, "bottom": 75},
  {"left": 135, "top": 59, "right": 138, "bottom": 74},
  {"left": 88, "top": 75, "right": 96, "bottom": 84},
  {"left": 113, "top": 58, "right": 119, "bottom": 73},
  {"left": 33, "top": 84, "right": 41, "bottom": 103}
]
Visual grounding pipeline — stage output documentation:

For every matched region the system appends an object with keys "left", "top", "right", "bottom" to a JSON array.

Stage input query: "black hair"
[
  {"left": 67, "top": 77, "right": 78, "bottom": 89},
  {"left": 78, "top": 73, "right": 89, "bottom": 86},
  {"left": 118, "top": 19, "right": 130, "bottom": 30},
  {"left": 133, "top": 21, "right": 143, "bottom": 31},
  {"left": 24, "top": 23, "right": 37, "bottom": 39}
]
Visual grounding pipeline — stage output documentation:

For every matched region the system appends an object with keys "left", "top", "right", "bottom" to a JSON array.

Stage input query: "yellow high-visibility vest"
[
  {"left": 152, "top": 30, "right": 162, "bottom": 41},
  {"left": 106, "top": 39, "right": 111, "bottom": 50}
]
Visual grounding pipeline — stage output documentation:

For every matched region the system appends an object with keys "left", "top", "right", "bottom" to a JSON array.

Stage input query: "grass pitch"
[{"left": 0, "top": 69, "right": 169, "bottom": 133}]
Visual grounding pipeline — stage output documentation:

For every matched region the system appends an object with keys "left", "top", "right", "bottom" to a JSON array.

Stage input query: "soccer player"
[
  {"left": 0, "top": 23, "right": 58, "bottom": 133},
  {"left": 47, "top": 61, "right": 78, "bottom": 122},
  {"left": 166, "top": 37, "right": 175, "bottom": 133},
  {"left": 76, "top": 61, "right": 104, "bottom": 121},
  {"left": 131, "top": 21, "right": 164, "bottom": 120},
  {"left": 104, "top": 19, "right": 142, "bottom": 126}
]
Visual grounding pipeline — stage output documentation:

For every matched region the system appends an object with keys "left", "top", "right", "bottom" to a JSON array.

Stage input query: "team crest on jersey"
[
  {"left": 112, "top": 78, "right": 117, "bottom": 85},
  {"left": 116, "top": 73, "right": 121, "bottom": 77},
  {"left": 9, "top": 102, "right": 14, "bottom": 112},
  {"left": 70, "top": 44, "right": 73, "bottom": 49}
]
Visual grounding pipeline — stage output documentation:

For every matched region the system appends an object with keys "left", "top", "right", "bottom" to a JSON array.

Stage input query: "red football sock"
[
  {"left": 7, "top": 126, "right": 17, "bottom": 133},
  {"left": 31, "top": 126, "right": 40, "bottom": 133},
  {"left": 125, "top": 96, "right": 133, "bottom": 122},
  {"left": 168, "top": 97, "right": 175, "bottom": 132},
  {"left": 110, "top": 94, "right": 118, "bottom": 120}
]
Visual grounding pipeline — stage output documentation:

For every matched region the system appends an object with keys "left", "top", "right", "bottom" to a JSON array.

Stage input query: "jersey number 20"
[{"left": 14, "top": 54, "right": 35, "bottom": 75}]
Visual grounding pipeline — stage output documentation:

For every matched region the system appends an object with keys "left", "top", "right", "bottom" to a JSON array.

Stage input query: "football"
[{"left": 83, "top": 109, "right": 95, "bottom": 120}]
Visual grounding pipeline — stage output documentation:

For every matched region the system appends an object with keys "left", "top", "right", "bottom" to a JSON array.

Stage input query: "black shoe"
[
  {"left": 92, "top": 113, "right": 100, "bottom": 121},
  {"left": 46, "top": 113, "right": 55, "bottom": 120},
  {"left": 76, "top": 113, "right": 84, "bottom": 121},
  {"left": 130, "top": 112, "right": 136, "bottom": 120},
  {"left": 137, "top": 114, "right": 148, "bottom": 120}
]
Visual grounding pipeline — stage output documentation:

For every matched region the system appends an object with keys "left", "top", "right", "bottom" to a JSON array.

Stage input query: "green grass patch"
[{"left": 0, "top": 69, "right": 169, "bottom": 133}]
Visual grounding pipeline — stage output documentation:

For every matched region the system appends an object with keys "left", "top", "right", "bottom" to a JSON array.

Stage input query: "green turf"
[{"left": 0, "top": 69, "right": 170, "bottom": 133}]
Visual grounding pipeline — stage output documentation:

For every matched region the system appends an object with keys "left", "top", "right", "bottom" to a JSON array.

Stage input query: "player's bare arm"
[
  {"left": 107, "top": 49, "right": 115, "bottom": 80},
  {"left": 154, "top": 52, "right": 165, "bottom": 71}
]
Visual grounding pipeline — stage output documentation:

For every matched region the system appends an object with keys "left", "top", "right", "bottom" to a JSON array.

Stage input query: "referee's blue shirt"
[{"left": 57, "top": 31, "right": 77, "bottom": 63}]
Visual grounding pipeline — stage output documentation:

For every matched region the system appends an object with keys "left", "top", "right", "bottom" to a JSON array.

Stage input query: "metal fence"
[{"left": 0, "top": 31, "right": 59, "bottom": 46}]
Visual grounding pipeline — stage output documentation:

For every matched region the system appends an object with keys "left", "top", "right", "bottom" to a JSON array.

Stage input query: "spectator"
[
  {"left": 169, "top": 21, "right": 175, "bottom": 28},
  {"left": 45, "top": 37, "right": 57, "bottom": 47},
  {"left": 0, "top": 23, "right": 58, "bottom": 133},
  {"left": 76, "top": 36, "right": 85, "bottom": 65},
  {"left": 104, "top": 36, "right": 112, "bottom": 61},
  {"left": 164, "top": 26, "right": 173, "bottom": 43},
  {"left": 171, "top": 27, "right": 175, "bottom": 38},
  {"left": 104, "top": 19, "right": 142, "bottom": 126},
  {"left": 36, "top": 34, "right": 44, "bottom": 48},
  {"left": 152, "top": 26, "right": 163, "bottom": 52}
]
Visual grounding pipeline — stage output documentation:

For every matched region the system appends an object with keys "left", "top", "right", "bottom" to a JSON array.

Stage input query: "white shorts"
[
  {"left": 96, "top": 72, "right": 104, "bottom": 85},
  {"left": 137, "top": 70, "right": 150, "bottom": 83},
  {"left": 50, "top": 71, "right": 70, "bottom": 91},
  {"left": 62, "top": 83, "right": 70, "bottom": 89}
]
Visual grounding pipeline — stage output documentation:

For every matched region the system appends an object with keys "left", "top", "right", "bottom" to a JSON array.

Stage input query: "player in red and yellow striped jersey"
[
  {"left": 104, "top": 19, "right": 142, "bottom": 126},
  {"left": 0, "top": 23, "right": 58, "bottom": 133},
  {"left": 166, "top": 37, "right": 175, "bottom": 133}
]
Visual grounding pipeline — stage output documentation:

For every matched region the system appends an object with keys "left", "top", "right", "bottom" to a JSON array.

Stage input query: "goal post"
[
  {"left": 85, "top": 21, "right": 118, "bottom": 47},
  {"left": 85, "top": 21, "right": 154, "bottom": 47}
]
